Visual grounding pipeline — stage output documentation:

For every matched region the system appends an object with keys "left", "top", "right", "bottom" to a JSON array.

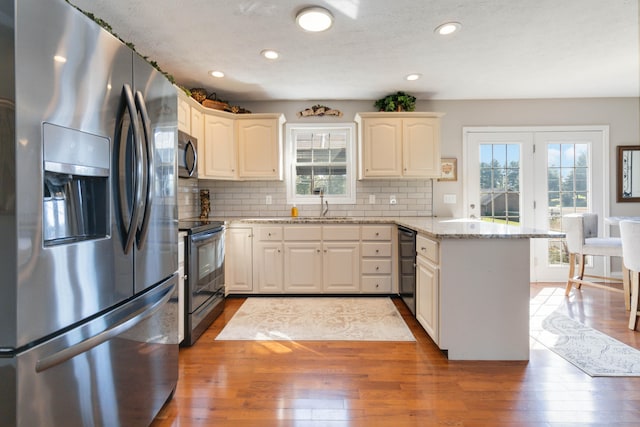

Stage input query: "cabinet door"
[
  {"left": 283, "top": 242, "right": 322, "bottom": 293},
  {"left": 402, "top": 118, "right": 440, "bottom": 177},
  {"left": 177, "top": 96, "right": 191, "bottom": 133},
  {"left": 226, "top": 227, "right": 253, "bottom": 292},
  {"left": 416, "top": 255, "right": 439, "bottom": 344},
  {"left": 190, "top": 107, "right": 204, "bottom": 147},
  {"left": 254, "top": 242, "right": 283, "bottom": 293},
  {"left": 323, "top": 242, "right": 360, "bottom": 292},
  {"left": 362, "top": 118, "right": 402, "bottom": 177},
  {"left": 202, "top": 114, "right": 236, "bottom": 179},
  {"left": 237, "top": 118, "right": 281, "bottom": 180}
]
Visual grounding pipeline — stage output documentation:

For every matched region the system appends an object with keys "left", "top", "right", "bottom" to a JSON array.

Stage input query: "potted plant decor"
[{"left": 374, "top": 91, "right": 416, "bottom": 112}]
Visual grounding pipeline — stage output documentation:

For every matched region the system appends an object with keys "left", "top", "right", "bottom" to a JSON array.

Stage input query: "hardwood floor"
[{"left": 151, "top": 283, "right": 640, "bottom": 426}]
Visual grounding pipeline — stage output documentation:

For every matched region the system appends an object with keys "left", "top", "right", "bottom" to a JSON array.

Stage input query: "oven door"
[{"left": 187, "top": 228, "right": 225, "bottom": 313}]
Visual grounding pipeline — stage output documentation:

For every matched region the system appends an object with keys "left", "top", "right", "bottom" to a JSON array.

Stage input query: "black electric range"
[{"left": 178, "top": 218, "right": 226, "bottom": 346}]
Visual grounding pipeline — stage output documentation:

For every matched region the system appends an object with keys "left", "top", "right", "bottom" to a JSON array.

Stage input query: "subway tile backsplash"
[{"left": 190, "top": 179, "right": 434, "bottom": 218}]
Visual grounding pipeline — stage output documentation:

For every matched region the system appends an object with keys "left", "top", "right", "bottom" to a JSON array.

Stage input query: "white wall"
[{"left": 237, "top": 97, "right": 640, "bottom": 218}]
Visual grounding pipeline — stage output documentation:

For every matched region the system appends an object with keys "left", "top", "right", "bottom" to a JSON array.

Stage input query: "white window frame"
[{"left": 285, "top": 122, "right": 357, "bottom": 205}]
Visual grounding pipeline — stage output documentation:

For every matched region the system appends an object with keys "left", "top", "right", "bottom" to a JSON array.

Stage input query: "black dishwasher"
[{"left": 398, "top": 226, "right": 417, "bottom": 315}]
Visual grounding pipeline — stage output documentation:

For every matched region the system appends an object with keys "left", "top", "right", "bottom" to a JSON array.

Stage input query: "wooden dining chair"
[
  {"left": 620, "top": 220, "right": 640, "bottom": 330},
  {"left": 564, "top": 213, "right": 630, "bottom": 309}
]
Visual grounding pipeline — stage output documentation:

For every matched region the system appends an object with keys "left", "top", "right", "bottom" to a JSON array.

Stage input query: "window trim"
[{"left": 285, "top": 122, "right": 356, "bottom": 205}]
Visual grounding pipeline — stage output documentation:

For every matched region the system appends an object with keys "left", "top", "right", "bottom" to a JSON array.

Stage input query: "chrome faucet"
[{"left": 317, "top": 188, "right": 329, "bottom": 217}]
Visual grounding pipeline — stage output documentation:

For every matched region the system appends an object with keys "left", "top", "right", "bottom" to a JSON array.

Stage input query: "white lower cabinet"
[
  {"left": 284, "top": 242, "right": 323, "bottom": 292},
  {"left": 360, "top": 225, "right": 394, "bottom": 293},
  {"left": 416, "top": 234, "right": 439, "bottom": 344},
  {"left": 226, "top": 223, "right": 396, "bottom": 295},
  {"left": 253, "top": 226, "right": 283, "bottom": 293},
  {"left": 322, "top": 242, "right": 360, "bottom": 292},
  {"left": 225, "top": 226, "right": 253, "bottom": 293}
]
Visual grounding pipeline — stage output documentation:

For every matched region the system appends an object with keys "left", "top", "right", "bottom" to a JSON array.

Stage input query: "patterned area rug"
[
  {"left": 531, "top": 311, "right": 640, "bottom": 377},
  {"left": 215, "top": 297, "right": 415, "bottom": 342}
]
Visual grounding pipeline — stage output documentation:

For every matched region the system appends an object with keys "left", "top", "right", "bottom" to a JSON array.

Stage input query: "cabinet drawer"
[
  {"left": 361, "top": 225, "right": 392, "bottom": 241},
  {"left": 417, "top": 234, "right": 439, "bottom": 263},
  {"left": 283, "top": 225, "right": 322, "bottom": 241},
  {"left": 361, "top": 242, "right": 392, "bottom": 257},
  {"left": 361, "top": 259, "right": 392, "bottom": 274},
  {"left": 361, "top": 276, "right": 392, "bottom": 293},
  {"left": 323, "top": 225, "right": 360, "bottom": 241},
  {"left": 257, "top": 226, "right": 283, "bottom": 241}
]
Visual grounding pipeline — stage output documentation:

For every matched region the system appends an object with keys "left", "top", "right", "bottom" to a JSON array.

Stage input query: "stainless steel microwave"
[{"left": 178, "top": 130, "right": 198, "bottom": 178}]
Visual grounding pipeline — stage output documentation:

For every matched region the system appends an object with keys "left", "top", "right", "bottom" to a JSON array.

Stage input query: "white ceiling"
[{"left": 70, "top": 0, "right": 639, "bottom": 102}]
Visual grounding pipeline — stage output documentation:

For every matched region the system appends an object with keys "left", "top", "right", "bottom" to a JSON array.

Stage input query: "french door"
[{"left": 464, "top": 126, "right": 609, "bottom": 282}]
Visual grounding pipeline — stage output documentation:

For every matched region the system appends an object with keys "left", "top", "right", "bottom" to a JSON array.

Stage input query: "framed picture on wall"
[{"left": 439, "top": 158, "right": 457, "bottom": 181}]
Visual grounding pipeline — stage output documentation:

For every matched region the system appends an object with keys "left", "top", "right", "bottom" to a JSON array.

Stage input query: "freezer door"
[
  {"left": 1, "top": 276, "right": 179, "bottom": 427},
  {"left": 132, "top": 54, "right": 178, "bottom": 293},
  {"left": 9, "top": 0, "right": 134, "bottom": 349}
]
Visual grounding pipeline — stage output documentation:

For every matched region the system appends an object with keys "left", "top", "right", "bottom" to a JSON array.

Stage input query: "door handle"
[
  {"left": 115, "top": 84, "right": 143, "bottom": 255},
  {"left": 135, "top": 90, "right": 153, "bottom": 250}
]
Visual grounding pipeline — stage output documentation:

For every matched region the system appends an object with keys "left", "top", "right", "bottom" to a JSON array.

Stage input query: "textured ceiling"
[{"left": 69, "top": 0, "right": 639, "bottom": 102}]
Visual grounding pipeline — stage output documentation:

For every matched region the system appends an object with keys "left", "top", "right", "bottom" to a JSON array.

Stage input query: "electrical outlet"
[
  {"left": 265, "top": 195, "right": 272, "bottom": 205},
  {"left": 389, "top": 195, "right": 397, "bottom": 205},
  {"left": 369, "top": 194, "right": 376, "bottom": 204},
  {"left": 443, "top": 194, "right": 457, "bottom": 204}
]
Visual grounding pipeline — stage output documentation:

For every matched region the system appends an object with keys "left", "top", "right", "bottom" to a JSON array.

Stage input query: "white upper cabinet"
[
  {"left": 177, "top": 91, "right": 191, "bottom": 133},
  {"left": 202, "top": 112, "right": 236, "bottom": 179},
  {"left": 355, "top": 112, "right": 444, "bottom": 179},
  {"left": 237, "top": 115, "right": 285, "bottom": 180},
  {"left": 174, "top": 87, "right": 285, "bottom": 181}
]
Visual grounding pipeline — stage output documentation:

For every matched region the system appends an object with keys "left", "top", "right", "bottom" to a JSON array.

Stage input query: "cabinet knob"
[
  {"left": 268, "top": 232, "right": 272, "bottom": 236},
  {"left": 375, "top": 232, "right": 379, "bottom": 236},
  {"left": 375, "top": 266, "right": 380, "bottom": 271},
  {"left": 421, "top": 247, "right": 426, "bottom": 251},
  {"left": 375, "top": 249, "right": 379, "bottom": 253},
  {"left": 316, "top": 249, "right": 321, "bottom": 253},
  {"left": 272, "top": 168, "right": 276, "bottom": 172},
  {"left": 376, "top": 283, "right": 379, "bottom": 288}
]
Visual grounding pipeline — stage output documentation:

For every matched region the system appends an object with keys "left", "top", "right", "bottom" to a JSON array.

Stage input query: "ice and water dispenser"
[{"left": 42, "top": 123, "right": 110, "bottom": 246}]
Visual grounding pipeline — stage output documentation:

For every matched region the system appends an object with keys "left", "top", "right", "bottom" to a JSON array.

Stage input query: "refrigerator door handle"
[
  {"left": 35, "top": 280, "right": 175, "bottom": 373},
  {"left": 115, "top": 84, "right": 144, "bottom": 254},
  {"left": 134, "top": 90, "right": 154, "bottom": 250}
]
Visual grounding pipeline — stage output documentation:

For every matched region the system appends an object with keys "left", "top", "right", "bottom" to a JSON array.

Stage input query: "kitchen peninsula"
[{"left": 222, "top": 216, "right": 560, "bottom": 360}]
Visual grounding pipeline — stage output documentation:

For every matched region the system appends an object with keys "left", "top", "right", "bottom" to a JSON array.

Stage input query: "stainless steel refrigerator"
[{"left": 0, "top": 0, "right": 179, "bottom": 425}]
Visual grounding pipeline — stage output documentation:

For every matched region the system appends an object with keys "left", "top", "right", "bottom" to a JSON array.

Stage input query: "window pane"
[
  {"left": 493, "top": 145, "right": 506, "bottom": 168},
  {"left": 548, "top": 144, "right": 560, "bottom": 167}
]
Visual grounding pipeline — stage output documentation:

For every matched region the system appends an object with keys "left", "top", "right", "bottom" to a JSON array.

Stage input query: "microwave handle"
[{"left": 185, "top": 139, "right": 197, "bottom": 177}]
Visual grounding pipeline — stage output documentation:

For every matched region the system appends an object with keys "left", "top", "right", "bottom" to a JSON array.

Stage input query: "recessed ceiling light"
[
  {"left": 209, "top": 70, "right": 225, "bottom": 78},
  {"left": 405, "top": 73, "right": 422, "bottom": 81},
  {"left": 53, "top": 55, "right": 67, "bottom": 63},
  {"left": 261, "top": 49, "right": 280, "bottom": 60},
  {"left": 434, "top": 22, "right": 461, "bottom": 36},
  {"left": 295, "top": 6, "right": 334, "bottom": 32}
]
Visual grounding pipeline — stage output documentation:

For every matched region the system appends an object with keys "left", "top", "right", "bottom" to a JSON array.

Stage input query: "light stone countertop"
[{"left": 211, "top": 216, "right": 562, "bottom": 240}]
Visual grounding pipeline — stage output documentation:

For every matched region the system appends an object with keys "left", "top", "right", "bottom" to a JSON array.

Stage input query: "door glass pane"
[
  {"left": 546, "top": 143, "right": 591, "bottom": 266},
  {"left": 479, "top": 143, "right": 520, "bottom": 225}
]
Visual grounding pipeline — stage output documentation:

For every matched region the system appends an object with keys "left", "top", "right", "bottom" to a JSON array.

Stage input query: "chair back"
[
  {"left": 564, "top": 213, "right": 598, "bottom": 254},
  {"left": 620, "top": 220, "right": 640, "bottom": 272}
]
